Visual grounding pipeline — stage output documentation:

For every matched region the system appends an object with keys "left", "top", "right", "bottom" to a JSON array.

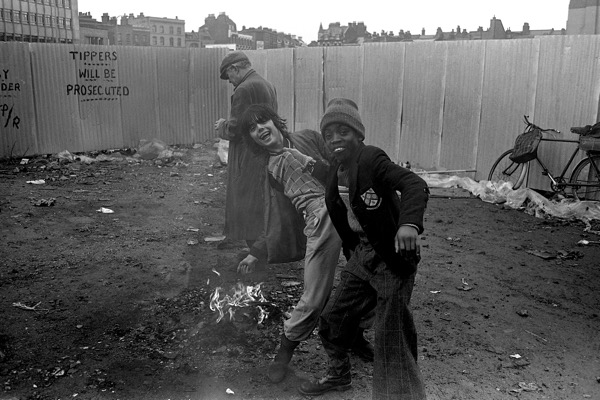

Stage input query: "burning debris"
[{"left": 209, "top": 282, "right": 272, "bottom": 325}]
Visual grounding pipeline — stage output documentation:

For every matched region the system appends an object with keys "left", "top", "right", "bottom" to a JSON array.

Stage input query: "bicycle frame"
[
  {"left": 531, "top": 137, "right": 600, "bottom": 196},
  {"left": 532, "top": 137, "right": 580, "bottom": 190}
]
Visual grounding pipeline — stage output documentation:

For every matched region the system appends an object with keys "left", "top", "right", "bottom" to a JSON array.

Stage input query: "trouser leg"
[
  {"left": 370, "top": 267, "right": 426, "bottom": 400},
  {"left": 284, "top": 205, "right": 341, "bottom": 342},
  {"left": 318, "top": 259, "right": 377, "bottom": 376}
]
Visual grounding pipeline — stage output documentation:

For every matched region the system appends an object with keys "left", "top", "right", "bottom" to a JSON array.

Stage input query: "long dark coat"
[{"left": 218, "top": 69, "right": 278, "bottom": 240}]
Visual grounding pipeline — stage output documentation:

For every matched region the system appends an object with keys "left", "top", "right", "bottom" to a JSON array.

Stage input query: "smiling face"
[
  {"left": 248, "top": 119, "right": 284, "bottom": 153},
  {"left": 323, "top": 123, "right": 363, "bottom": 165}
]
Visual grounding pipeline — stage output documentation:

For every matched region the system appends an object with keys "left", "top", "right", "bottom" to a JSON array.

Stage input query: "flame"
[{"left": 209, "top": 282, "right": 269, "bottom": 324}]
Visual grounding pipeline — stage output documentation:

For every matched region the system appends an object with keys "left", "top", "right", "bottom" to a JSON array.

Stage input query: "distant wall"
[{"left": 2, "top": 36, "right": 600, "bottom": 190}]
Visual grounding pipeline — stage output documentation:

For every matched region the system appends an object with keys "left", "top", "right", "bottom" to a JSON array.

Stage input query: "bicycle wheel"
[
  {"left": 569, "top": 154, "right": 600, "bottom": 201},
  {"left": 488, "top": 149, "right": 528, "bottom": 189}
]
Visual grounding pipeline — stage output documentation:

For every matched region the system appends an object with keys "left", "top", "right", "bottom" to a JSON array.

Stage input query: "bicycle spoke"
[
  {"left": 570, "top": 155, "right": 600, "bottom": 201},
  {"left": 489, "top": 150, "right": 528, "bottom": 189}
]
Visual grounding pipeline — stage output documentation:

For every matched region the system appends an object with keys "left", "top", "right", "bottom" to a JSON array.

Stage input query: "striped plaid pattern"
[
  {"left": 268, "top": 151, "right": 324, "bottom": 213},
  {"left": 319, "top": 239, "right": 426, "bottom": 400}
]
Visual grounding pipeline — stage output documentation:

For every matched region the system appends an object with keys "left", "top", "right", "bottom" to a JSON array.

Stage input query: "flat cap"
[{"left": 219, "top": 51, "right": 249, "bottom": 80}]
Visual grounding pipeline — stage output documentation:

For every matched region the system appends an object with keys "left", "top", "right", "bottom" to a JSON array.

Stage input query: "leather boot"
[
  {"left": 267, "top": 334, "right": 299, "bottom": 383},
  {"left": 298, "top": 369, "right": 352, "bottom": 396}
]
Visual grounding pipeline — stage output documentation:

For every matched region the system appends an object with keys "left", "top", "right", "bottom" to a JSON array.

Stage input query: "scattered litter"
[
  {"left": 456, "top": 286, "right": 473, "bottom": 291},
  {"left": 226, "top": 388, "right": 234, "bottom": 395},
  {"left": 26, "top": 179, "right": 45, "bottom": 185},
  {"left": 33, "top": 198, "right": 56, "bottom": 207},
  {"left": 430, "top": 290, "right": 441, "bottom": 294},
  {"left": 57, "top": 150, "right": 75, "bottom": 161},
  {"left": 187, "top": 239, "right": 198, "bottom": 246},
  {"left": 281, "top": 281, "right": 302, "bottom": 287},
  {"left": 212, "top": 268, "right": 221, "bottom": 276},
  {"left": 187, "top": 227, "right": 199, "bottom": 232},
  {"left": 12, "top": 301, "right": 48, "bottom": 312},
  {"left": 96, "top": 207, "right": 114, "bottom": 214},
  {"left": 457, "top": 277, "right": 472, "bottom": 291},
  {"left": 20, "top": 158, "right": 29, "bottom": 164},
  {"left": 578, "top": 239, "right": 600, "bottom": 246},
  {"left": 518, "top": 382, "right": 539, "bottom": 392},
  {"left": 557, "top": 250, "right": 583, "bottom": 260},
  {"left": 204, "top": 235, "right": 226, "bottom": 242},
  {"left": 526, "top": 250, "right": 556, "bottom": 260},
  {"left": 516, "top": 309, "right": 529, "bottom": 317},
  {"left": 510, "top": 354, "right": 522, "bottom": 359},
  {"left": 421, "top": 174, "right": 600, "bottom": 229},
  {"left": 75, "top": 155, "right": 96, "bottom": 164},
  {"left": 525, "top": 329, "right": 547, "bottom": 342}
]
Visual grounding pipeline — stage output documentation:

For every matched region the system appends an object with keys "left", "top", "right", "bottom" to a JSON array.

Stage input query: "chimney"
[{"left": 102, "top": 13, "right": 109, "bottom": 24}]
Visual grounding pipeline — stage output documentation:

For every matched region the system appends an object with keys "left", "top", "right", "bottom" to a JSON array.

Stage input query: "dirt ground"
[{"left": 1, "top": 141, "right": 599, "bottom": 400}]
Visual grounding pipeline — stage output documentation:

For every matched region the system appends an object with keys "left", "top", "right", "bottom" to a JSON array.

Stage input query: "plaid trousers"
[{"left": 318, "top": 238, "right": 426, "bottom": 400}]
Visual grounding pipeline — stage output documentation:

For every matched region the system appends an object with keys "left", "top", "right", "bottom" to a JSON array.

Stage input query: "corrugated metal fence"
[{"left": 2, "top": 36, "right": 600, "bottom": 189}]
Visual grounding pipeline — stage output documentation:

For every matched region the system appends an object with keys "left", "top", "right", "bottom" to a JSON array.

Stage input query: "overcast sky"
[{"left": 79, "top": 0, "right": 571, "bottom": 43}]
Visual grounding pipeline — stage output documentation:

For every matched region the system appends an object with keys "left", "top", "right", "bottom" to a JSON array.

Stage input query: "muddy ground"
[{"left": 1, "top": 141, "right": 599, "bottom": 400}]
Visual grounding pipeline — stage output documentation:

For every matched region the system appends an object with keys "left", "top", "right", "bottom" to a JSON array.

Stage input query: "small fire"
[{"left": 209, "top": 282, "right": 269, "bottom": 324}]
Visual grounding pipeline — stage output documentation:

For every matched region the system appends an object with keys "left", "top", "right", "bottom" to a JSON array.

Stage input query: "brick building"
[{"left": 0, "top": 0, "right": 79, "bottom": 43}]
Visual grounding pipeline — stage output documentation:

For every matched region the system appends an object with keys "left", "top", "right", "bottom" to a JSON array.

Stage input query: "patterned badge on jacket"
[{"left": 361, "top": 188, "right": 381, "bottom": 210}]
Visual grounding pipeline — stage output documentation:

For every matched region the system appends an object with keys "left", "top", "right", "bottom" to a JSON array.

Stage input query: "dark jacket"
[{"left": 325, "top": 144, "right": 429, "bottom": 276}]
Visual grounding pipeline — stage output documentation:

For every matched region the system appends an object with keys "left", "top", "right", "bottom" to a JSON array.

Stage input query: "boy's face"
[
  {"left": 249, "top": 119, "right": 284, "bottom": 153},
  {"left": 323, "top": 123, "right": 362, "bottom": 164}
]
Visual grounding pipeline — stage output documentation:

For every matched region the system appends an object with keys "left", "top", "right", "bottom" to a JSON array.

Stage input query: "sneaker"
[{"left": 298, "top": 372, "right": 352, "bottom": 396}]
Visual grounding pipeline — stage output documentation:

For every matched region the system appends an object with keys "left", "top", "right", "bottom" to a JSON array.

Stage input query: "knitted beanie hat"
[{"left": 320, "top": 98, "right": 365, "bottom": 140}]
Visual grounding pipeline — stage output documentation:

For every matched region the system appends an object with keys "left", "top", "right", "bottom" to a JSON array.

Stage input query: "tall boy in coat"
[{"left": 299, "top": 98, "right": 429, "bottom": 399}]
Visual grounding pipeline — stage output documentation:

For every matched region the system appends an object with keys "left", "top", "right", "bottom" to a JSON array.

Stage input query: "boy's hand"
[
  {"left": 395, "top": 225, "right": 419, "bottom": 254},
  {"left": 238, "top": 254, "right": 258, "bottom": 274}
]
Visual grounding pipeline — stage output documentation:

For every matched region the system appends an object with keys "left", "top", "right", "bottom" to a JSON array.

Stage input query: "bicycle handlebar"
[{"left": 523, "top": 115, "right": 561, "bottom": 134}]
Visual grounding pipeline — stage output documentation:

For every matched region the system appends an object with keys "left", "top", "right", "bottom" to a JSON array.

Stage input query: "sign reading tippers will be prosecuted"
[{"left": 67, "top": 50, "right": 130, "bottom": 101}]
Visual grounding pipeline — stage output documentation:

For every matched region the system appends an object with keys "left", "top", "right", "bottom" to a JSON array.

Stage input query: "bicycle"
[{"left": 488, "top": 115, "right": 600, "bottom": 201}]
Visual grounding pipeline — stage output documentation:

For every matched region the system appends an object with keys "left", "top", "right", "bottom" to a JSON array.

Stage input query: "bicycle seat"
[
  {"left": 571, "top": 125, "right": 593, "bottom": 135},
  {"left": 571, "top": 122, "right": 600, "bottom": 137}
]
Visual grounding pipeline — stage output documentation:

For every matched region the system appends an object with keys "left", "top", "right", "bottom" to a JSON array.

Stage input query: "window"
[
  {"left": 177, "top": 27, "right": 181, "bottom": 34},
  {"left": 37, "top": 14, "right": 43, "bottom": 25},
  {"left": 23, "top": 12, "right": 29, "bottom": 23},
  {"left": 152, "top": 36, "right": 157, "bottom": 45},
  {"left": 66, "top": 0, "right": 71, "bottom": 8},
  {"left": 134, "top": 34, "right": 138, "bottom": 43},
  {"left": 152, "top": 25, "right": 156, "bottom": 32},
  {"left": 159, "top": 26, "right": 164, "bottom": 33},
  {"left": 59, "top": 17, "right": 64, "bottom": 27},
  {"left": 177, "top": 38, "right": 181, "bottom": 46},
  {"left": 126, "top": 34, "right": 131, "bottom": 44},
  {"left": 44, "top": 15, "right": 50, "bottom": 26},
  {"left": 159, "top": 36, "right": 164, "bottom": 45},
  {"left": 14, "top": 11, "right": 20, "bottom": 22},
  {"left": 169, "top": 26, "right": 173, "bottom": 34},
  {"left": 169, "top": 37, "right": 174, "bottom": 46}
]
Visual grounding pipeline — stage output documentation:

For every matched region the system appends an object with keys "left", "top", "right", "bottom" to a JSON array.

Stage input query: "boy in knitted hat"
[
  {"left": 299, "top": 98, "right": 429, "bottom": 399},
  {"left": 237, "top": 104, "right": 375, "bottom": 384}
]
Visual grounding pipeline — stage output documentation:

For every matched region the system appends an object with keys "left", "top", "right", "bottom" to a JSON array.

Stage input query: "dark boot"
[
  {"left": 298, "top": 370, "right": 352, "bottom": 396},
  {"left": 350, "top": 328, "right": 374, "bottom": 362},
  {"left": 267, "top": 334, "right": 299, "bottom": 383}
]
